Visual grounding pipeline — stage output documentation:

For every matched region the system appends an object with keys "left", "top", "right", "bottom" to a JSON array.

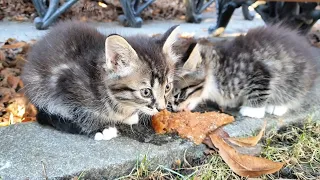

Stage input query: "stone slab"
[
  {"left": 0, "top": 122, "right": 204, "bottom": 180},
  {"left": 1, "top": 75, "right": 319, "bottom": 180},
  {"left": 1, "top": 8, "right": 320, "bottom": 180}
]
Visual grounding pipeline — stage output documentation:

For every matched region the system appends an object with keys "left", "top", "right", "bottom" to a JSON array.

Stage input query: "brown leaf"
[
  {"left": 209, "top": 130, "right": 284, "bottom": 178},
  {"left": 0, "top": 121, "right": 10, "bottom": 127},
  {"left": 0, "top": 87, "right": 15, "bottom": 103},
  {"left": 0, "top": 50, "right": 5, "bottom": 61},
  {"left": 308, "top": 32, "right": 320, "bottom": 48},
  {"left": 21, "top": 117, "right": 36, "bottom": 122},
  {"left": 24, "top": 103, "right": 37, "bottom": 118},
  {"left": 6, "top": 96, "right": 28, "bottom": 118},
  {"left": 227, "top": 121, "right": 267, "bottom": 147},
  {"left": 7, "top": 75, "right": 20, "bottom": 89},
  {"left": 80, "top": 16, "right": 88, "bottom": 22},
  {"left": 12, "top": 15, "right": 29, "bottom": 22},
  {"left": 179, "top": 32, "right": 195, "bottom": 39},
  {"left": 1, "top": 42, "right": 28, "bottom": 49}
]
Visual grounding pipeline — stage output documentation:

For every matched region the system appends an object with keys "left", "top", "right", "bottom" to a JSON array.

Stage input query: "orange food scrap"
[{"left": 152, "top": 110, "right": 234, "bottom": 144}]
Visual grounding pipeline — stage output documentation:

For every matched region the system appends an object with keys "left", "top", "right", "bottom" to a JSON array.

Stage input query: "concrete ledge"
[
  {"left": 0, "top": 122, "right": 205, "bottom": 179},
  {"left": 1, "top": 76, "right": 319, "bottom": 179}
]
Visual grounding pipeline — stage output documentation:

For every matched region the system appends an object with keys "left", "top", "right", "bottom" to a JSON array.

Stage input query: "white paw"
[
  {"left": 266, "top": 105, "right": 288, "bottom": 116},
  {"left": 178, "top": 99, "right": 201, "bottom": 111},
  {"left": 239, "top": 106, "right": 266, "bottom": 118},
  {"left": 123, "top": 113, "right": 139, "bottom": 125},
  {"left": 94, "top": 132, "right": 104, "bottom": 141},
  {"left": 94, "top": 127, "right": 118, "bottom": 141}
]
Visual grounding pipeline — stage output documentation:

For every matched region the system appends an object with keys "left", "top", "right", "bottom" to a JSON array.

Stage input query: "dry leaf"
[
  {"left": 178, "top": 15, "right": 185, "bottom": 20},
  {"left": 308, "top": 32, "right": 320, "bottom": 48},
  {"left": 12, "top": 15, "right": 29, "bottom": 22},
  {"left": 24, "top": 103, "right": 38, "bottom": 118},
  {"left": 6, "top": 96, "right": 28, "bottom": 118},
  {"left": 228, "top": 121, "right": 267, "bottom": 147},
  {"left": 209, "top": 130, "right": 284, "bottom": 177},
  {"left": 0, "top": 121, "right": 10, "bottom": 127},
  {"left": 0, "top": 39, "right": 37, "bottom": 126},
  {"left": 7, "top": 75, "right": 21, "bottom": 89},
  {"left": 0, "top": 50, "right": 5, "bottom": 61},
  {"left": 179, "top": 32, "right": 195, "bottom": 39},
  {"left": 80, "top": 16, "right": 88, "bottom": 22},
  {"left": 1, "top": 42, "right": 27, "bottom": 49}
]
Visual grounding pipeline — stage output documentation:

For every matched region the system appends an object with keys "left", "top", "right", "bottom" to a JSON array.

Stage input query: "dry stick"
[
  {"left": 41, "top": 161, "right": 48, "bottom": 180},
  {"left": 183, "top": 149, "right": 192, "bottom": 168}
]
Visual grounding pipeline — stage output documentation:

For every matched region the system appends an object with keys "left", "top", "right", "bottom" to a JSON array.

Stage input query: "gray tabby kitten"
[
  {"left": 21, "top": 21, "right": 180, "bottom": 140},
  {"left": 171, "top": 25, "right": 318, "bottom": 118}
]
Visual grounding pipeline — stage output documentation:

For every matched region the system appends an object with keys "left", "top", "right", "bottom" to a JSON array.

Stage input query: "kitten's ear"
[
  {"left": 162, "top": 25, "right": 181, "bottom": 63},
  {"left": 183, "top": 44, "right": 202, "bottom": 71},
  {"left": 105, "top": 35, "right": 138, "bottom": 71}
]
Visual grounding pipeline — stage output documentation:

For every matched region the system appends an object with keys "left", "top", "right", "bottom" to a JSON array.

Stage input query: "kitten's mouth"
[{"left": 139, "top": 107, "right": 158, "bottom": 116}]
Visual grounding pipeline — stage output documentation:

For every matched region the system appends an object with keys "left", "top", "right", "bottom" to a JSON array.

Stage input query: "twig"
[{"left": 41, "top": 161, "right": 48, "bottom": 180}]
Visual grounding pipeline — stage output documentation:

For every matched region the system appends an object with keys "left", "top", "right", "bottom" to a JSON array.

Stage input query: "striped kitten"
[
  {"left": 21, "top": 21, "right": 180, "bottom": 140},
  {"left": 171, "top": 25, "right": 318, "bottom": 118}
]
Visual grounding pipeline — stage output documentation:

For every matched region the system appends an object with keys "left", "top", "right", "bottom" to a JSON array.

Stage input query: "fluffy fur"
[
  {"left": 21, "top": 21, "right": 180, "bottom": 137},
  {"left": 171, "top": 24, "right": 318, "bottom": 118}
]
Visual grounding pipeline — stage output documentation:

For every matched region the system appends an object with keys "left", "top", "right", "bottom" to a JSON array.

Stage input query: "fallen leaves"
[
  {"left": 0, "top": 38, "right": 37, "bottom": 126},
  {"left": 152, "top": 110, "right": 285, "bottom": 178},
  {"left": 1, "top": 0, "right": 196, "bottom": 23},
  {"left": 1, "top": 41, "right": 28, "bottom": 49},
  {"left": 0, "top": 0, "right": 36, "bottom": 22},
  {"left": 308, "top": 31, "right": 320, "bottom": 48},
  {"left": 208, "top": 129, "right": 284, "bottom": 178},
  {"left": 227, "top": 121, "right": 267, "bottom": 147}
]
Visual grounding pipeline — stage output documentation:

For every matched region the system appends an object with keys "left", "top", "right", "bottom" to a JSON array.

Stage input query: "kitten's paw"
[
  {"left": 178, "top": 99, "right": 201, "bottom": 111},
  {"left": 266, "top": 105, "right": 288, "bottom": 116},
  {"left": 102, "top": 127, "right": 118, "bottom": 140},
  {"left": 239, "top": 106, "right": 266, "bottom": 118},
  {"left": 94, "top": 127, "right": 118, "bottom": 141},
  {"left": 94, "top": 132, "right": 104, "bottom": 141},
  {"left": 123, "top": 113, "right": 139, "bottom": 125}
]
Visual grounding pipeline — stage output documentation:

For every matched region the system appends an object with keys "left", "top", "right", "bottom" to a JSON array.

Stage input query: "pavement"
[
  {"left": 0, "top": 8, "right": 320, "bottom": 180},
  {"left": 0, "top": 9, "right": 265, "bottom": 42}
]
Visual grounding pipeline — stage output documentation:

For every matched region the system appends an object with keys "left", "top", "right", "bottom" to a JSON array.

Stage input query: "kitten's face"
[
  {"left": 170, "top": 44, "right": 207, "bottom": 111},
  {"left": 105, "top": 26, "right": 180, "bottom": 116},
  {"left": 111, "top": 68, "right": 174, "bottom": 115},
  {"left": 171, "top": 67, "right": 205, "bottom": 111}
]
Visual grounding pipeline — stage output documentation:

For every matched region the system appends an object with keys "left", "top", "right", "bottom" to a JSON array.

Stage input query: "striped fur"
[
  {"left": 21, "top": 21, "right": 180, "bottom": 135},
  {"left": 171, "top": 24, "right": 318, "bottom": 118}
]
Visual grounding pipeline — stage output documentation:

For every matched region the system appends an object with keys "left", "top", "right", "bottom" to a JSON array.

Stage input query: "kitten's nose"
[
  {"left": 156, "top": 107, "right": 165, "bottom": 112},
  {"left": 156, "top": 101, "right": 166, "bottom": 112}
]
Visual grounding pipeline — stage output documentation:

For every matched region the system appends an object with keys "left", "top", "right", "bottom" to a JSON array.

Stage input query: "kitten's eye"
[
  {"left": 165, "top": 83, "right": 172, "bottom": 93},
  {"left": 174, "top": 92, "right": 180, "bottom": 99},
  {"left": 140, "top": 88, "right": 152, "bottom": 98}
]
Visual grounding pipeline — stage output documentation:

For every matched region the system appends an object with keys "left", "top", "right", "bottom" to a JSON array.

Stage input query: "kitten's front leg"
[
  {"left": 123, "top": 113, "right": 139, "bottom": 125},
  {"left": 178, "top": 97, "right": 203, "bottom": 111},
  {"left": 177, "top": 90, "right": 203, "bottom": 111},
  {"left": 94, "top": 113, "right": 138, "bottom": 141},
  {"left": 266, "top": 105, "right": 288, "bottom": 116},
  {"left": 239, "top": 106, "right": 266, "bottom": 118}
]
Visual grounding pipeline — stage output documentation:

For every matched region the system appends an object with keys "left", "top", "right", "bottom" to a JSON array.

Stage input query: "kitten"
[
  {"left": 171, "top": 24, "right": 318, "bottom": 118},
  {"left": 21, "top": 21, "right": 180, "bottom": 140}
]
